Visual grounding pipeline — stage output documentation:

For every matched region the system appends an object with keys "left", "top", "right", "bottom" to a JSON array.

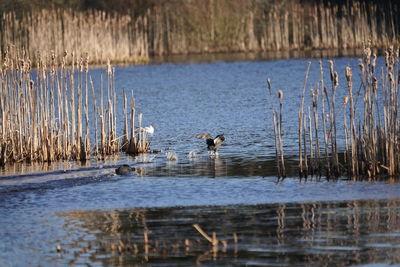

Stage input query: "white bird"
[{"left": 142, "top": 125, "right": 154, "bottom": 135}]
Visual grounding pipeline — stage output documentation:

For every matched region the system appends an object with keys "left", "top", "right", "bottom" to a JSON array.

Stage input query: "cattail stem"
[{"left": 0, "top": 49, "right": 150, "bottom": 166}]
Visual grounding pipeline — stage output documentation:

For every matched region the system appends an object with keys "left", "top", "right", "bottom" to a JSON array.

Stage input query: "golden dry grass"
[
  {"left": 270, "top": 45, "right": 400, "bottom": 179},
  {"left": 0, "top": 47, "right": 150, "bottom": 165}
]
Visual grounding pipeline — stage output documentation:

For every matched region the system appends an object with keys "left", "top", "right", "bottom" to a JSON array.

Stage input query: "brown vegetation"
[
  {"left": 0, "top": 9, "right": 148, "bottom": 64},
  {"left": 0, "top": 47, "right": 149, "bottom": 166},
  {"left": 0, "top": 0, "right": 399, "bottom": 63},
  {"left": 270, "top": 45, "right": 400, "bottom": 179}
]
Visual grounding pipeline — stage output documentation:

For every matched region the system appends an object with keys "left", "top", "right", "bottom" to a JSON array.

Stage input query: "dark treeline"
[
  {"left": 0, "top": 0, "right": 153, "bottom": 13},
  {"left": 0, "top": 0, "right": 398, "bottom": 63}
]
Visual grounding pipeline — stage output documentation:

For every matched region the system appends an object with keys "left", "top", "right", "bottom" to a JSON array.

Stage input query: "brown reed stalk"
[
  {"left": 343, "top": 96, "right": 349, "bottom": 165},
  {"left": 130, "top": 95, "right": 136, "bottom": 141},
  {"left": 84, "top": 55, "right": 90, "bottom": 160},
  {"left": 76, "top": 58, "right": 84, "bottom": 159},
  {"left": 127, "top": 95, "right": 136, "bottom": 154},
  {"left": 308, "top": 105, "right": 313, "bottom": 167},
  {"left": 345, "top": 66, "right": 358, "bottom": 176},
  {"left": 70, "top": 53, "right": 77, "bottom": 159},
  {"left": 298, "top": 62, "right": 311, "bottom": 177},
  {"left": 272, "top": 112, "right": 281, "bottom": 177},
  {"left": 277, "top": 90, "right": 286, "bottom": 177},
  {"left": 113, "top": 91, "right": 118, "bottom": 152},
  {"left": 90, "top": 77, "right": 99, "bottom": 155},
  {"left": 274, "top": 46, "right": 400, "bottom": 179},
  {"left": 122, "top": 89, "right": 129, "bottom": 151},
  {"left": 100, "top": 73, "right": 106, "bottom": 157},
  {"left": 266, "top": 79, "right": 281, "bottom": 177},
  {"left": 311, "top": 87, "right": 320, "bottom": 173},
  {"left": 0, "top": 48, "right": 150, "bottom": 166},
  {"left": 303, "top": 112, "right": 308, "bottom": 174},
  {"left": 328, "top": 60, "right": 339, "bottom": 174},
  {"left": 61, "top": 51, "right": 69, "bottom": 159},
  {"left": 321, "top": 84, "right": 331, "bottom": 175},
  {"left": 56, "top": 63, "right": 63, "bottom": 159},
  {"left": 124, "top": 93, "right": 150, "bottom": 155}
]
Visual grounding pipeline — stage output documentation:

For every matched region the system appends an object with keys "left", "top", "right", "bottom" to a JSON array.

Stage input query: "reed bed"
[
  {"left": 1, "top": 0, "right": 398, "bottom": 62},
  {"left": 272, "top": 45, "right": 400, "bottom": 179},
  {"left": 0, "top": 9, "right": 149, "bottom": 64},
  {"left": 0, "top": 47, "right": 150, "bottom": 166}
]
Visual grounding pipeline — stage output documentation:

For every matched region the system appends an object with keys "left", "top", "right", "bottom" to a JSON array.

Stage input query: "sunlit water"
[{"left": 1, "top": 54, "right": 400, "bottom": 266}]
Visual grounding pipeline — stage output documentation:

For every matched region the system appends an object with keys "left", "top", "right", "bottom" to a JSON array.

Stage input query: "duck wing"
[
  {"left": 214, "top": 134, "right": 225, "bottom": 144},
  {"left": 196, "top": 133, "right": 213, "bottom": 139}
]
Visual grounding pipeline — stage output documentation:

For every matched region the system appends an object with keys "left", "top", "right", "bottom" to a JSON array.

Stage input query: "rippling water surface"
[{"left": 1, "top": 54, "right": 399, "bottom": 266}]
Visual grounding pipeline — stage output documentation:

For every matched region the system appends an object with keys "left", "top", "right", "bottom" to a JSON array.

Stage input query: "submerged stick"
[{"left": 193, "top": 224, "right": 218, "bottom": 246}]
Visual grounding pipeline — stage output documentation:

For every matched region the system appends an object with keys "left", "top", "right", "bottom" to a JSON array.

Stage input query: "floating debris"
[
  {"left": 188, "top": 150, "right": 200, "bottom": 159},
  {"left": 135, "top": 155, "right": 157, "bottom": 163},
  {"left": 166, "top": 152, "right": 178, "bottom": 161}
]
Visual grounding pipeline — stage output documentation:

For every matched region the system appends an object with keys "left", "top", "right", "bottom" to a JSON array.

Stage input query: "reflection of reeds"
[
  {"left": 193, "top": 224, "right": 219, "bottom": 247},
  {"left": 0, "top": 47, "right": 149, "bottom": 165},
  {"left": 283, "top": 45, "right": 400, "bottom": 179},
  {"left": 61, "top": 200, "right": 400, "bottom": 265}
]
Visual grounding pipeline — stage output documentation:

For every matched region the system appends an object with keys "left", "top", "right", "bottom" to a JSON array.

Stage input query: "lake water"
[{"left": 1, "top": 53, "right": 399, "bottom": 266}]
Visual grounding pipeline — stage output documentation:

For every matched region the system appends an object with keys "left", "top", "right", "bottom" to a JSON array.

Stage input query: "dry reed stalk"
[
  {"left": 328, "top": 60, "right": 339, "bottom": 174},
  {"left": 321, "top": 80, "right": 331, "bottom": 175},
  {"left": 130, "top": 96, "right": 136, "bottom": 141},
  {"left": 125, "top": 94, "right": 150, "bottom": 155},
  {"left": 122, "top": 89, "right": 129, "bottom": 151},
  {"left": 298, "top": 62, "right": 311, "bottom": 177},
  {"left": 303, "top": 112, "right": 308, "bottom": 174},
  {"left": 84, "top": 56, "right": 90, "bottom": 160},
  {"left": 345, "top": 66, "right": 358, "bottom": 176},
  {"left": 76, "top": 58, "right": 83, "bottom": 159},
  {"left": 307, "top": 105, "right": 313, "bottom": 167},
  {"left": 113, "top": 91, "right": 118, "bottom": 152},
  {"left": 267, "top": 79, "right": 281, "bottom": 177},
  {"left": 0, "top": 48, "right": 150, "bottom": 166},
  {"left": 271, "top": 45, "right": 399, "bottom": 179},
  {"left": 277, "top": 90, "right": 286, "bottom": 177},
  {"left": 312, "top": 87, "right": 320, "bottom": 171},
  {"left": 343, "top": 96, "right": 349, "bottom": 165},
  {"left": 272, "top": 113, "right": 281, "bottom": 177},
  {"left": 99, "top": 73, "right": 105, "bottom": 157},
  {"left": 90, "top": 77, "right": 99, "bottom": 155},
  {"left": 322, "top": 47, "right": 397, "bottom": 177},
  {"left": 70, "top": 53, "right": 77, "bottom": 159}
]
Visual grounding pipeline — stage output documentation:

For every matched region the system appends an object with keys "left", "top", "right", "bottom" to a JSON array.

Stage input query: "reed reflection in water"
[{"left": 60, "top": 199, "right": 400, "bottom": 266}]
